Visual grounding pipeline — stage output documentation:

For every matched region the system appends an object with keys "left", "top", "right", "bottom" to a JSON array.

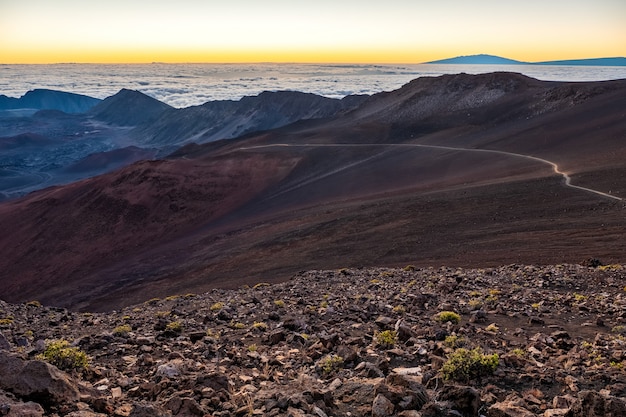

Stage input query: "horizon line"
[{"left": 3, "top": 55, "right": 624, "bottom": 66}]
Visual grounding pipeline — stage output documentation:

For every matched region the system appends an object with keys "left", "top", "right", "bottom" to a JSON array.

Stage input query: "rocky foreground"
[{"left": 1, "top": 263, "right": 625, "bottom": 417}]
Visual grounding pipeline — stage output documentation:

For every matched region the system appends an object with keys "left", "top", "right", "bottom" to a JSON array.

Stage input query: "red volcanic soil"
[{"left": 0, "top": 73, "right": 625, "bottom": 311}]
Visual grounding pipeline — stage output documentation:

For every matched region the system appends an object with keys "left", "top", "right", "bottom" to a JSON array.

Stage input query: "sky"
[{"left": 1, "top": 0, "right": 625, "bottom": 64}]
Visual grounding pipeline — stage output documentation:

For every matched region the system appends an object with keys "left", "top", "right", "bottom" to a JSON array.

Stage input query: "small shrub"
[
  {"left": 611, "top": 325, "right": 626, "bottom": 334},
  {"left": 392, "top": 305, "right": 406, "bottom": 314},
  {"left": 26, "top": 300, "right": 42, "bottom": 307},
  {"left": 485, "top": 323, "right": 499, "bottom": 332},
  {"left": 248, "top": 344, "right": 258, "bottom": 352},
  {"left": 206, "top": 329, "right": 221, "bottom": 339},
  {"left": 145, "top": 298, "right": 161, "bottom": 306},
  {"left": 253, "top": 282, "right": 270, "bottom": 289},
  {"left": 231, "top": 321, "right": 246, "bottom": 329},
  {"left": 573, "top": 293, "right": 587, "bottom": 302},
  {"left": 0, "top": 317, "right": 13, "bottom": 327},
  {"left": 468, "top": 298, "right": 482, "bottom": 309},
  {"left": 273, "top": 300, "right": 285, "bottom": 308},
  {"left": 38, "top": 340, "right": 89, "bottom": 372},
  {"left": 318, "top": 355, "right": 344, "bottom": 375},
  {"left": 112, "top": 324, "right": 132, "bottom": 337},
  {"left": 210, "top": 302, "right": 224, "bottom": 311},
  {"left": 252, "top": 321, "right": 268, "bottom": 331},
  {"left": 403, "top": 265, "right": 416, "bottom": 272},
  {"left": 511, "top": 348, "right": 526, "bottom": 357},
  {"left": 166, "top": 321, "right": 183, "bottom": 333},
  {"left": 164, "top": 295, "right": 180, "bottom": 301},
  {"left": 441, "top": 347, "right": 499, "bottom": 382},
  {"left": 436, "top": 311, "right": 461, "bottom": 324},
  {"left": 444, "top": 335, "right": 466, "bottom": 348},
  {"left": 375, "top": 330, "right": 397, "bottom": 349}
]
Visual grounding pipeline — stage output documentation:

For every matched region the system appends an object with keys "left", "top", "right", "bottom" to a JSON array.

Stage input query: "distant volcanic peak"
[
  {"left": 90, "top": 88, "right": 172, "bottom": 126},
  {"left": 426, "top": 54, "right": 527, "bottom": 65}
]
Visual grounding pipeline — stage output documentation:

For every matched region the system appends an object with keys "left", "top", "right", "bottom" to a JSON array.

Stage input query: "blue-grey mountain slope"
[{"left": 0, "top": 89, "right": 101, "bottom": 113}]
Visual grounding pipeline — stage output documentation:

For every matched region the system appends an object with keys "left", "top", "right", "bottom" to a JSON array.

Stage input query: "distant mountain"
[
  {"left": 89, "top": 89, "right": 172, "bottom": 126},
  {"left": 426, "top": 54, "right": 626, "bottom": 67},
  {"left": 0, "top": 89, "right": 101, "bottom": 113},
  {"left": 132, "top": 90, "right": 369, "bottom": 146},
  {"left": 536, "top": 57, "right": 626, "bottom": 66},
  {"left": 426, "top": 54, "right": 526, "bottom": 65}
]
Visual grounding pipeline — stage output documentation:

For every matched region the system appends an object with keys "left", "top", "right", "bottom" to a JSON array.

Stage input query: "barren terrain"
[{"left": 0, "top": 73, "right": 624, "bottom": 311}]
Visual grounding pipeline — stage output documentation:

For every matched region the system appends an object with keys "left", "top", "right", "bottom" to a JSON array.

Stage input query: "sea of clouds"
[{"left": 1, "top": 63, "right": 625, "bottom": 108}]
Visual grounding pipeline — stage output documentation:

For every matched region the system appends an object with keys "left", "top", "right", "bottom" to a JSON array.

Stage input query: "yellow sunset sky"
[{"left": 1, "top": 0, "right": 624, "bottom": 64}]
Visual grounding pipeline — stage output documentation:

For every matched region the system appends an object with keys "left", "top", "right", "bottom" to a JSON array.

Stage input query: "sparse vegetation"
[
  {"left": 511, "top": 348, "right": 526, "bottom": 357},
  {"left": 273, "top": 300, "right": 285, "bottom": 308},
  {"left": 392, "top": 305, "right": 406, "bottom": 314},
  {"left": 441, "top": 347, "right": 499, "bottom": 382},
  {"left": 37, "top": 340, "right": 89, "bottom": 372},
  {"left": 166, "top": 321, "right": 183, "bottom": 333},
  {"left": 485, "top": 323, "right": 499, "bottom": 332},
  {"left": 145, "top": 298, "right": 161, "bottom": 306},
  {"left": 252, "top": 321, "right": 268, "bottom": 331},
  {"left": 318, "top": 355, "right": 344, "bottom": 375},
  {"left": 374, "top": 330, "right": 397, "bottom": 348},
  {"left": 210, "top": 302, "right": 224, "bottom": 311},
  {"left": 436, "top": 311, "right": 461, "bottom": 324},
  {"left": 444, "top": 335, "right": 466, "bottom": 348},
  {"left": 112, "top": 324, "right": 132, "bottom": 337},
  {"left": 0, "top": 317, "right": 14, "bottom": 327}
]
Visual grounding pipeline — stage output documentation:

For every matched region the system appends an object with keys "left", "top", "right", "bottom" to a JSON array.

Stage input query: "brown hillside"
[{"left": 0, "top": 73, "right": 625, "bottom": 311}]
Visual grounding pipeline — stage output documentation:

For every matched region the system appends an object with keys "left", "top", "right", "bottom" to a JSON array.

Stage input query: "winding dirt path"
[{"left": 239, "top": 143, "right": 624, "bottom": 202}]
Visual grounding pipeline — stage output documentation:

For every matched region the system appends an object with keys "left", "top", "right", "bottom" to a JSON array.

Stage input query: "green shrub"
[
  {"left": 374, "top": 330, "right": 397, "bottom": 349},
  {"left": 0, "top": 317, "right": 13, "bottom": 327},
  {"left": 210, "top": 302, "right": 224, "bottom": 311},
  {"left": 252, "top": 321, "right": 268, "bottom": 331},
  {"left": 441, "top": 347, "right": 498, "bottom": 382},
  {"left": 37, "top": 340, "right": 89, "bottom": 372},
  {"left": 166, "top": 321, "right": 183, "bottom": 333},
  {"left": 318, "top": 355, "right": 344, "bottom": 375},
  {"left": 145, "top": 297, "right": 161, "bottom": 306},
  {"left": 112, "top": 324, "right": 132, "bottom": 337},
  {"left": 436, "top": 311, "right": 461, "bottom": 324},
  {"left": 444, "top": 335, "right": 466, "bottom": 348}
]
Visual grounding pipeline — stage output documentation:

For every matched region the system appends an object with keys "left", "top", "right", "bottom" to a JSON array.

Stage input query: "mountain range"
[
  {"left": 0, "top": 88, "right": 367, "bottom": 200},
  {"left": 426, "top": 54, "right": 626, "bottom": 66},
  {"left": 0, "top": 71, "right": 624, "bottom": 311}
]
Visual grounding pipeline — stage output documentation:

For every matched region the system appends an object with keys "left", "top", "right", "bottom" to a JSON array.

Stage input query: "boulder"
[
  {"left": 564, "top": 390, "right": 626, "bottom": 417},
  {"left": 0, "top": 351, "right": 80, "bottom": 407}
]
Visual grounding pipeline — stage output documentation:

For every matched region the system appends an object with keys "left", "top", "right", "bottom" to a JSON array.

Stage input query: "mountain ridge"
[
  {"left": 0, "top": 89, "right": 101, "bottom": 113},
  {"left": 426, "top": 54, "right": 626, "bottom": 66}
]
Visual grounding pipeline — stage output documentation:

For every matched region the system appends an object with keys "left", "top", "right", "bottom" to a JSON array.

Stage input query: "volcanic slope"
[{"left": 0, "top": 72, "right": 625, "bottom": 311}]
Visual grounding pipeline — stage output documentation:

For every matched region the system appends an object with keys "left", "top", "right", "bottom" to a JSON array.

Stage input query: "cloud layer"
[{"left": 1, "top": 63, "right": 625, "bottom": 108}]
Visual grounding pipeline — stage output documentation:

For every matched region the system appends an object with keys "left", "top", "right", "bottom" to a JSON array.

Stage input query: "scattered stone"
[
  {"left": 372, "top": 393, "right": 395, "bottom": 417},
  {"left": 0, "top": 264, "right": 624, "bottom": 415}
]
